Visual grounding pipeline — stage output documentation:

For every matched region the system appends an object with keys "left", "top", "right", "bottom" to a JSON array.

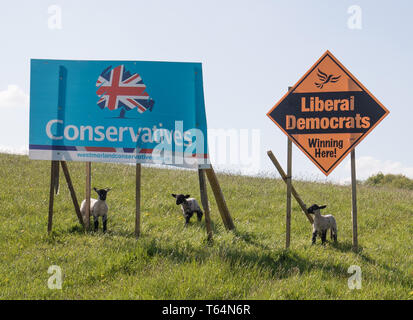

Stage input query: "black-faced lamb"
[
  {"left": 171, "top": 194, "right": 203, "bottom": 225},
  {"left": 80, "top": 187, "right": 111, "bottom": 232},
  {"left": 307, "top": 204, "right": 337, "bottom": 245}
]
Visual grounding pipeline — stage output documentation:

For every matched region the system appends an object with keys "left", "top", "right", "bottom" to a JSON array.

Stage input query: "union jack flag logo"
[{"left": 96, "top": 65, "right": 154, "bottom": 118}]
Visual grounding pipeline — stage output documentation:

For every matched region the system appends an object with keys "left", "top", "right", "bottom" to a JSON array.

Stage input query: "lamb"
[
  {"left": 171, "top": 194, "right": 203, "bottom": 225},
  {"left": 80, "top": 187, "right": 111, "bottom": 232},
  {"left": 307, "top": 204, "right": 337, "bottom": 245}
]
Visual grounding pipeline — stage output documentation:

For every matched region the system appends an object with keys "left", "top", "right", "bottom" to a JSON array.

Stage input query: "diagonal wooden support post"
[
  {"left": 60, "top": 161, "right": 84, "bottom": 227},
  {"left": 267, "top": 150, "right": 313, "bottom": 224},
  {"left": 205, "top": 167, "right": 235, "bottom": 230}
]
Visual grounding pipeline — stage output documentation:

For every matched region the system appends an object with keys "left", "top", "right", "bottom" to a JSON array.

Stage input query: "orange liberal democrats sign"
[{"left": 267, "top": 50, "right": 389, "bottom": 176}]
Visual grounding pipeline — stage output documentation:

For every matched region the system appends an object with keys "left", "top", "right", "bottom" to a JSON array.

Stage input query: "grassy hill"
[
  {"left": 365, "top": 172, "right": 413, "bottom": 190},
  {"left": 0, "top": 153, "right": 411, "bottom": 299}
]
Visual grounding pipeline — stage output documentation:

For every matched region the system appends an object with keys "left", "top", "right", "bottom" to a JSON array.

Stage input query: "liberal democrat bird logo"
[{"left": 314, "top": 68, "right": 341, "bottom": 89}]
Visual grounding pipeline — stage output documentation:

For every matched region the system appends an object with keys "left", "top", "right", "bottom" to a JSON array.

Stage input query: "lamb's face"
[
  {"left": 307, "top": 204, "right": 326, "bottom": 215},
  {"left": 94, "top": 187, "right": 111, "bottom": 201},
  {"left": 171, "top": 194, "right": 190, "bottom": 205}
]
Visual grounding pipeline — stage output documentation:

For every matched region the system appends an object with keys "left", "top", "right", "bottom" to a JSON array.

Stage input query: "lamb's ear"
[
  {"left": 185, "top": 194, "right": 190, "bottom": 198},
  {"left": 171, "top": 194, "right": 177, "bottom": 198},
  {"left": 307, "top": 205, "right": 315, "bottom": 213},
  {"left": 106, "top": 188, "right": 111, "bottom": 192},
  {"left": 319, "top": 205, "right": 327, "bottom": 209},
  {"left": 93, "top": 187, "right": 98, "bottom": 192}
]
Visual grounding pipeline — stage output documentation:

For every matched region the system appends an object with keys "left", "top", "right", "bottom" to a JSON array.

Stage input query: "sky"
[{"left": 0, "top": 0, "right": 412, "bottom": 183}]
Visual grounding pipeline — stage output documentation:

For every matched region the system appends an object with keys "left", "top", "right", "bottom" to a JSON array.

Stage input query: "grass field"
[{"left": 0, "top": 153, "right": 411, "bottom": 299}]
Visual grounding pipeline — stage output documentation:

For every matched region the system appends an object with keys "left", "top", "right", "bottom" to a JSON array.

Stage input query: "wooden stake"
[
  {"left": 267, "top": 150, "right": 313, "bottom": 224},
  {"left": 53, "top": 160, "right": 60, "bottom": 195},
  {"left": 351, "top": 149, "right": 358, "bottom": 251},
  {"left": 198, "top": 168, "right": 213, "bottom": 241},
  {"left": 205, "top": 167, "right": 235, "bottom": 230},
  {"left": 135, "top": 163, "right": 141, "bottom": 238},
  {"left": 286, "top": 139, "right": 292, "bottom": 249},
  {"left": 85, "top": 162, "right": 91, "bottom": 231},
  {"left": 60, "top": 161, "right": 84, "bottom": 227},
  {"left": 48, "top": 161, "right": 58, "bottom": 233}
]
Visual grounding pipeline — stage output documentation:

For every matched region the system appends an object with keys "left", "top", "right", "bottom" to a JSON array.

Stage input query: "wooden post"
[
  {"left": 60, "top": 161, "right": 84, "bottom": 227},
  {"left": 198, "top": 168, "right": 213, "bottom": 241},
  {"left": 53, "top": 161, "right": 60, "bottom": 195},
  {"left": 205, "top": 167, "right": 235, "bottom": 230},
  {"left": 351, "top": 149, "right": 358, "bottom": 251},
  {"left": 267, "top": 150, "right": 313, "bottom": 224},
  {"left": 135, "top": 163, "right": 141, "bottom": 238},
  {"left": 286, "top": 139, "right": 292, "bottom": 249},
  {"left": 85, "top": 162, "right": 91, "bottom": 231},
  {"left": 48, "top": 161, "right": 58, "bottom": 233}
]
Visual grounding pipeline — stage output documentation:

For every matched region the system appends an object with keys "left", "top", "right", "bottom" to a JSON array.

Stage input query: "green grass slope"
[
  {"left": 365, "top": 172, "right": 413, "bottom": 190},
  {"left": 0, "top": 153, "right": 411, "bottom": 299}
]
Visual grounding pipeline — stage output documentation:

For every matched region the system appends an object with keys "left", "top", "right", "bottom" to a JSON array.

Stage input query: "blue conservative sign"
[{"left": 29, "top": 59, "right": 210, "bottom": 168}]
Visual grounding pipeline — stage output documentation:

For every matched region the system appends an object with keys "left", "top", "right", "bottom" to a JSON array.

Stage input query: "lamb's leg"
[
  {"left": 312, "top": 231, "right": 317, "bottom": 244},
  {"left": 321, "top": 230, "right": 327, "bottom": 244},
  {"left": 196, "top": 210, "right": 203, "bottom": 222},
  {"left": 184, "top": 211, "right": 195, "bottom": 226},
  {"left": 184, "top": 214, "right": 191, "bottom": 226},
  {"left": 93, "top": 215, "right": 99, "bottom": 232},
  {"left": 333, "top": 229, "right": 337, "bottom": 242},
  {"left": 102, "top": 214, "right": 107, "bottom": 233}
]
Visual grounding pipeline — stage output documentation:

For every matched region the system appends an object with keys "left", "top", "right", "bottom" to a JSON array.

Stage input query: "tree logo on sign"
[{"left": 96, "top": 65, "right": 154, "bottom": 118}]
